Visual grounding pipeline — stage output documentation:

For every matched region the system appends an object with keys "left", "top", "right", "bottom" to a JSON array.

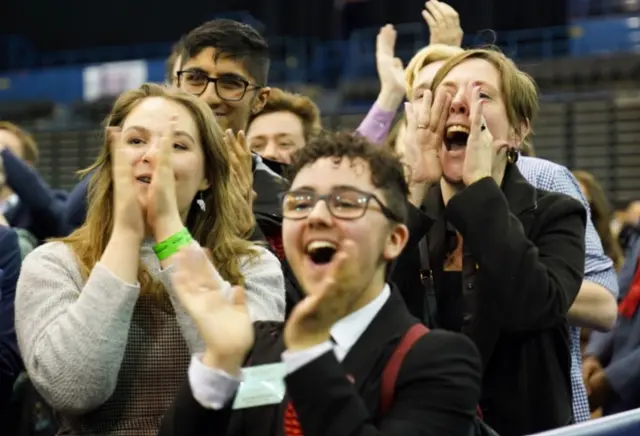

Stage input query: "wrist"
[
  {"left": 202, "top": 349, "right": 244, "bottom": 377},
  {"left": 111, "top": 225, "right": 144, "bottom": 245},
  {"left": 376, "top": 87, "right": 405, "bottom": 112},
  {"left": 153, "top": 215, "right": 185, "bottom": 242}
]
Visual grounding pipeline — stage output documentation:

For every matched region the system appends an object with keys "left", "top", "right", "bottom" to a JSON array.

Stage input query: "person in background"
[
  {"left": 16, "top": 84, "right": 285, "bottom": 436},
  {"left": 0, "top": 122, "right": 67, "bottom": 253},
  {"left": 158, "top": 132, "right": 482, "bottom": 436},
  {"left": 65, "top": 19, "right": 286, "bottom": 239},
  {"left": 583, "top": 227, "right": 640, "bottom": 416},
  {"left": 611, "top": 200, "right": 640, "bottom": 253},
  {"left": 246, "top": 88, "right": 322, "bottom": 170},
  {"left": 0, "top": 225, "right": 22, "bottom": 408},
  {"left": 355, "top": 1, "right": 463, "bottom": 146},
  {"left": 574, "top": 170, "right": 623, "bottom": 272},
  {"left": 381, "top": 42, "right": 464, "bottom": 158}
]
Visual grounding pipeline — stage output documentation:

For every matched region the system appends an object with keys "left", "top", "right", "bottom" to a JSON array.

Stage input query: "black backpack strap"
[{"left": 418, "top": 237, "right": 438, "bottom": 329}]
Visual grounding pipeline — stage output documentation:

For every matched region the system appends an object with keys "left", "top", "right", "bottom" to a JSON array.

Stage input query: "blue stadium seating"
[{"left": 0, "top": 12, "right": 638, "bottom": 103}]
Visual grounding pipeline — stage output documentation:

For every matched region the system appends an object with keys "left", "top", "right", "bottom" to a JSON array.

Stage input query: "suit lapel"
[{"left": 341, "top": 291, "right": 417, "bottom": 393}]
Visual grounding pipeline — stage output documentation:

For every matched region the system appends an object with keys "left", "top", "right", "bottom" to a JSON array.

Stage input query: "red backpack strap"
[{"left": 379, "top": 323, "right": 430, "bottom": 416}]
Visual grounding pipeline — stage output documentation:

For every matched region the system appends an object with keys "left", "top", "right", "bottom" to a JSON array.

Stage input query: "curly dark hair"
[{"left": 286, "top": 131, "right": 409, "bottom": 223}]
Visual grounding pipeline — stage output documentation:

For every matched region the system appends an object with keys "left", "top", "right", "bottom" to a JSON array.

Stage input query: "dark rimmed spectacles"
[
  {"left": 281, "top": 187, "right": 402, "bottom": 222},
  {"left": 177, "top": 70, "right": 262, "bottom": 101}
]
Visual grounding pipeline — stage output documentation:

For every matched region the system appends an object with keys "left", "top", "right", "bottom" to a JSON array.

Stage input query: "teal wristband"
[{"left": 153, "top": 227, "right": 193, "bottom": 261}]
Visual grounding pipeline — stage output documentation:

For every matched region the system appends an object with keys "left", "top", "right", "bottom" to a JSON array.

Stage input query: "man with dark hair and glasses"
[
  {"left": 174, "top": 19, "right": 300, "bottom": 315},
  {"left": 177, "top": 19, "right": 271, "bottom": 134},
  {"left": 158, "top": 131, "right": 481, "bottom": 436}
]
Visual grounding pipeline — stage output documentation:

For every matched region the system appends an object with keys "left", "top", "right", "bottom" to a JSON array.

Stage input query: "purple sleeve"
[{"left": 354, "top": 104, "right": 397, "bottom": 145}]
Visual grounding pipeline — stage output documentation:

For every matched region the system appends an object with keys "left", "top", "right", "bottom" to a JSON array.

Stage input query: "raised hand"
[
  {"left": 376, "top": 25, "right": 406, "bottom": 96},
  {"left": 171, "top": 243, "right": 254, "bottom": 375},
  {"left": 422, "top": 0, "right": 463, "bottom": 47},
  {"left": 462, "top": 83, "right": 506, "bottom": 186},
  {"left": 224, "top": 129, "right": 255, "bottom": 205},
  {"left": 109, "top": 127, "right": 145, "bottom": 239},
  {"left": 403, "top": 88, "right": 451, "bottom": 185},
  {"left": 147, "top": 117, "right": 183, "bottom": 242},
  {"left": 284, "top": 240, "right": 361, "bottom": 351}
]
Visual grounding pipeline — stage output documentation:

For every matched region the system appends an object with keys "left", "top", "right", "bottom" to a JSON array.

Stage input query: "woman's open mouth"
[{"left": 444, "top": 125, "right": 470, "bottom": 151}]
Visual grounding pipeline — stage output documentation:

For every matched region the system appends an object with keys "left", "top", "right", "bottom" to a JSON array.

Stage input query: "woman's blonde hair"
[
  {"left": 404, "top": 44, "right": 464, "bottom": 97},
  {"left": 431, "top": 48, "right": 539, "bottom": 151},
  {"left": 60, "top": 83, "right": 257, "bottom": 299}
]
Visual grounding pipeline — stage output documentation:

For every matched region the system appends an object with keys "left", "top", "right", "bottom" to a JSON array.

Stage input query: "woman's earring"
[
  {"left": 506, "top": 147, "right": 520, "bottom": 164},
  {"left": 196, "top": 192, "right": 206, "bottom": 212}
]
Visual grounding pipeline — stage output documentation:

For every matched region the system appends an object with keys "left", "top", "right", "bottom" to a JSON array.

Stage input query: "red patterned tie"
[{"left": 284, "top": 401, "right": 304, "bottom": 436}]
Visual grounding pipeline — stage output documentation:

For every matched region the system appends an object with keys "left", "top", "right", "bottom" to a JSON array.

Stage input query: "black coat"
[{"left": 390, "top": 164, "right": 586, "bottom": 436}]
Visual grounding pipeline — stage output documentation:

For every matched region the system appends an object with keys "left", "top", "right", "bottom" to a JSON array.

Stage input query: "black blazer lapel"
[{"left": 340, "top": 291, "right": 419, "bottom": 412}]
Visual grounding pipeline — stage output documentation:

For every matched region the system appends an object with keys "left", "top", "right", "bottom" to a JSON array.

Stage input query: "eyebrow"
[
  {"left": 441, "top": 80, "right": 499, "bottom": 93},
  {"left": 251, "top": 132, "right": 296, "bottom": 140},
  {"left": 290, "top": 184, "right": 360, "bottom": 193},
  {"left": 124, "top": 125, "right": 196, "bottom": 144},
  {"left": 181, "top": 67, "right": 249, "bottom": 83},
  {"left": 412, "top": 84, "right": 430, "bottom": 96}
]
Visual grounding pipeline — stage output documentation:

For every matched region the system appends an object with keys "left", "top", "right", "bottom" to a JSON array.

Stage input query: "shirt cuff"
[
  {"left": 281, "top": 341, "right": 333, "bottom": 375},
  {"left": 188, "top": 354, "right": 241, "bottom": 410}
]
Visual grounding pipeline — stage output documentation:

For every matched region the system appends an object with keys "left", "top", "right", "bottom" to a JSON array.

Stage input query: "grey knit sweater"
[{"left": 15, "top": 240, "right": 285, "bottom": 436}]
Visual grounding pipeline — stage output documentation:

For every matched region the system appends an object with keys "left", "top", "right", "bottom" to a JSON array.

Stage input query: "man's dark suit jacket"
[
  {"left": 0, "top": 226, "right": 23, "bottom": 407},
  {"left": 157, "top": 291, "right": 482, "bottom": 436},
  {"left": 391, "top": 164, "right": 587, "bottom": 436}
]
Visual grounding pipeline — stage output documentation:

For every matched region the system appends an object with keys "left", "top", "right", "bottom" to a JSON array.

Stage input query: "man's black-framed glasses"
[
  {"left": 177, "top": 70, "right": 261, "bottom": 101},
  {"left": 281, "top": 187, "right": 402, "bottom": 222}
]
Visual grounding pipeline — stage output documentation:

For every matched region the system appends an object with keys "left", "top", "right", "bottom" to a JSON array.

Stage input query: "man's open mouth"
[{"left": 305, "top": 240, "right": 338, "bottom": 265}]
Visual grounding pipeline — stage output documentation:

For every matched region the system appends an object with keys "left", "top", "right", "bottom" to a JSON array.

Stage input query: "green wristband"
[{"left": 153, "top": 227, "right": 193, "bottom": 261}]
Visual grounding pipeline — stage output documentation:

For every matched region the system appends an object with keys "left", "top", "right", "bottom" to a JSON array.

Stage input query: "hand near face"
[
  {"left": 146, "top": 117, "right": 183, "bottom": 240},
  {"left": 171, "top": 243, "right": 254, "bottom": 375},
  {"left": 376, "top": 25, "right": 406, "bottom": 95},
  {"left": 224, "top": 129, "right": 254, "bottom": 206},
  {"left": 109, "top": 127, "right": 145, "bottom": 239},
  {"left": 422, "top": 0, "right": 463, "bottom": 47},
  {"left": 284, "top": 240, "right": 361, "bottom": 351},
  {"left": 462, "top": 83, "right": 507, "bottom": 186},
  {"left": 403, "top": 88, "right": 451, "bottom": 185}
]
